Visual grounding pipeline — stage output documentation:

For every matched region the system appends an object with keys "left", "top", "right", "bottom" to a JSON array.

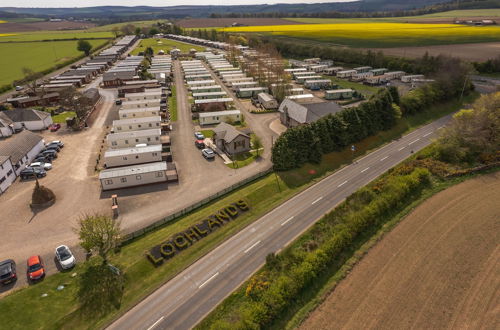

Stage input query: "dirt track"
[
  {"left": 300, "top": 172, "right": 500, "bottom": 330},
  {"left": 176, "top": 18, "right": 301, "bottom": 28}
]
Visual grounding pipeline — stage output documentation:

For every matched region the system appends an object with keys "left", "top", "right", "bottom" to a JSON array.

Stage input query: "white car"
[
  {"left": 29, "top": 162, "right": 52, "bottom": 171},
  {"left": 55, "top": 245, "right": 76, "bottom": 269}
]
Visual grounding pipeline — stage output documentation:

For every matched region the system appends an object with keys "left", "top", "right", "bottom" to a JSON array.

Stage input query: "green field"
[
  {"left": 88, "top": 19, "right": 168, "bottom": 32},
  {"left": 0, "top": 39, "right": 107, "bottom": 86},
  {"left": 222, "top": 22, "right": 500, "bottom": 48},
  {"left": 131, "top": 38, "right": 205, "bottom": 55},
  {"left": 0, "top": 31, "right": 113, "bottom": 42},
  {"left": 411, "top": 8, "right": 500, "bottom": 18}
]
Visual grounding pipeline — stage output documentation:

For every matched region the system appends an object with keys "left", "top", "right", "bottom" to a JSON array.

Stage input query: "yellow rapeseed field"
[
  {"left": 220, "top": 23, "right": 500, "bottom": 47},
  {"left": 0, "top": 34, "right": 16, "bottom": 37},
  {"left": 0, "top": 20, "right": 7, "bottom": 24}
]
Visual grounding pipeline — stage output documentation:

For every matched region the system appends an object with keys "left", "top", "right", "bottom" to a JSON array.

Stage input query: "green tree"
[
  {"left": 77, "top": 39, "right": 92, "bottom": 56},
  {"left": 75, "top": 214, "right": 121, "bottom": 264},
  {"left": 251, "top": 134, "right": 263, "bottom": 157}
]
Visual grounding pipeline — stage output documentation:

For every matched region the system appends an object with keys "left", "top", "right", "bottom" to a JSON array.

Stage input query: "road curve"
[{"left": 108, "top": 115, "right": 451, "bottom": 330}]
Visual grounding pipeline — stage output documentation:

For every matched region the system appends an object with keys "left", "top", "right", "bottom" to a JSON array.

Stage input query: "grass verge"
[
  {"left": 51, "top": 111, "right": 76, "bottom": 123},
  {"left": 169, "top": 85, "right": 177, "bottom": 121},
  {"left": 226, "top": 150, "right": 259, "bottom": 169}
]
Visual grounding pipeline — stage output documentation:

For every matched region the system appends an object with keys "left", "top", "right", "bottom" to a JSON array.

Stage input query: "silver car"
[
  {"left": 55, "top": 245, "right": 76, "bottom": 269},
  {"left": 29, "top": 162, "right": 52, "bottom": 171}
]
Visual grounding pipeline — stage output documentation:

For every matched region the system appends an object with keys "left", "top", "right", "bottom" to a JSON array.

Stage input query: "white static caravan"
[
  {"left": 107, "top": 128, "right": 162, "bottom": 149},
  {"left": 119, "top": 107, "right": 161, "bottom": 119},
  {"left": 258, "top": 92, "right": 279, "bottom": 110},
  {"left": 99, "top": 162, "right": 167, "bottom": 191},
  {"left": 293, "top": 71, "right": 316, "bottom": 79},
  {"left": 324, "top": 67, "right": 344, "bottom": 76},
  {"left": 231, "top": 81, "right": 259, "bottom": 91},
  {"left": 401, "top": 74, "right": 425, "bottom": 83},
  {"left": 237, "top": 87, "right": 267, "bottom": 98},
  {"left": 296, "top": 75, "right": 322, "bottom": 84},
  {"left": 310, "top": 65, "right": 328, "bottom": 73},
  {"left": 104, "top": 145, "right": 162, "bottom": 168},
  {"left": 354, "top": 66, "right": 372, "bottom": 73},
  {"left": 351, "top": 71, "right": 374, "bottom": 81},
  {"left": 189, "top": 85, "right": 223, "bottom": 93},
  {"left": 337, "top": 70, "right": 357, "bottom": 78},
  {"left": 183, "top": 69, "right": 209, "bottom": 76},
  {"left": 384, "top": 71, "right": 406, "bottom": 80},
  {"left": 325, "top": 88, "right": 354, "bottom": 100},
  {"left": 304, "top": 79, "right": 332, "bottom": 90},
  {"left": 121, "top": 99, "right": 161, "bottom": 109},
  {"left": 289, "top": 88, "right": 305, "bottom": 95},
  {"left": 184, "top": 74, "right": 213, "bottom": 81},
  {"left": 219, "top": 70, "right": 243, "bottom": 77},
  {"left": 365, "top": 75, "right": 389, "bottom": 85},
  {"left": 124, "top": 89, "right": 162, "bottom": 101},
  {"left": 284, "top": 68, "right": 307, "bottom": 73},
  {"left": 214, "top": 67, "right": 239, "bottom": 74},
  {"left": 187, "top": 80, "right": 216, "bottom": 87},
  {"left": 112, "top": 116, "right": 162, "bottom": 132},
  {"left": 199, "top": 110, "right": 242, "bottom": 126},
  {"left": 192, "top": 91, "right": 228, "bottom": 100},
  {"left": 286, "top": 94, "right": 315, "bottom": 103}
]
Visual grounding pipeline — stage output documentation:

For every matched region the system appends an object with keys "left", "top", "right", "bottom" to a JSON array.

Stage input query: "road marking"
[
  {"left": 147, "top": 316, "right": 164, "bottom": 330},
  {"left": 338, "top": 180, "right": 348, "bottom": 187},
  {"left": 199, "top": 272, "right": 219, "bottom": 289},
  {"left": 423, "top": 132, "right": 432, "bottom": 137},
  {"left": 281, "top": 216, "right": 294, "bottom": 226},
  {"left": 438, "top": 125, "right": 445, "bottom": 129},
  {"left": 361, "top": 167, "right": 370, "bottom": 173},
  {"left": 311, "top": 196, "right": 323, "bottom": 204},
  {"left": 398, "top": 147, "right": 405, "bottom": 151},
  {"left": 409, "top": 138, "right": 420, "bottom": 145},
  {"left": 244, "top": 241, "right": 261, "bottom": 254},
  {"left": 380, "top": 156, "right": 388, "bottom": 161}
]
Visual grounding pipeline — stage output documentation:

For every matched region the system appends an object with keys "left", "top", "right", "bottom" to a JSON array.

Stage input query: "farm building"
[
  {"left": 257, "top": 93, "right": 279, "bottom": 110},
  {"left": 213, "top": 122, "right": 250, "bottom": 156},
  {"left": 304, "top": 79, "right": 332, "bottom": 90},
  {"left": 1, "top": 108, "right": 53, "bottom": 131},
  {"left": 237, "top": 87, "right": 268, "bottom": 98},
  {"left": 192, "top": 91, "right": 228, "bottom": 100},
  {"left": 0, "top": 130, "right": 45, "bottom": 178},
  {"left": 278, "top": 99, "right": 343, "bottom": 128},
  {"left": 119, "top": 107, "right": 161, "bottom": 119},
  {"left": 337, "top": 70, "right": 357, "bottom": 78},
  {"left": 107, "top": 128, "right": 162, "bottom": 149},
  {"left": 325, "top": 89, "right": 355, "bottom": 100},
  {"left": 104, "top": 145, "right": 163, "bottom": 168},
  {"left": 194, "top": 98, "right": 234, "bottom": 112},
  {"left": 113, "top": 116, "right": 162, "bottom": 132},
  {"left": 199, "top": 110, "right": 242, "bottom": 126},
  {"left": 99, "top": 162, "right": 167, "bottom": 191},
  {"left": 286, "top": 94, "right": 315, "bottom": 103},
  {"left": 121, "top": 99, "right": 161, "bottom": 110}
]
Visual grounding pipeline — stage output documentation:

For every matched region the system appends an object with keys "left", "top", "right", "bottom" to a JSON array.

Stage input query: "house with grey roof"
[
  {"left": 278, "top": 98, "right": 343, "bottom": 128},
  {"left": 0, "top": 130, "right": 44, "bottom": 182},
  {"left": 2, "top": 108, "right": 53, "bottom": 131},
  {"left": 213, "top": 122, "right": 250, "bottom": 156},
  {"left": 0, "top": 112, "right": 14, "bottom": 138}
]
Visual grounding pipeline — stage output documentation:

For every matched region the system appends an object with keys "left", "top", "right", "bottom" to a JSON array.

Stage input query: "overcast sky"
[{"left": 6, "top": 0, "right": 354, "bottom": 8}]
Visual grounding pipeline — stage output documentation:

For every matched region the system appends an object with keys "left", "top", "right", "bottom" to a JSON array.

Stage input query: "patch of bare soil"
[
  {"left": 176, "top": 18, "right": 302, "bottom": 28},
  {"left": 0, "top": 21, "right": 96, "bottom": 33},
  {"left": 300, "top": 172, "right": 500, "bottom": 330}
]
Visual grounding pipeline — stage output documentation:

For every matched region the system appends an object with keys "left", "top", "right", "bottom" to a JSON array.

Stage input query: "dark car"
[
  {"left": 115, "top": 99, "right": 122, "bottom": 105},
  {"left": 40, "top": 150, "right": 58, "bottom": 159},
  {"left": 34, "top": 156, "right": 52, "bottom": 164},
  {"left": 202, "top": 148, "right": 216, "bottom": 160},
  {"left": 43, "top": 145, "right": 60, "bottom": 152},
  {"left": 48, "top": 140, "right": 64, "bottom": 148},
  {"left": 20, "top": 167, "right": 46, "bottom": 180},
  {"left": 0, "top": 259, "right": 17, "bottom": 285},
  {"left": 195, "top": 140, "right": 206, "bottom": 149}
]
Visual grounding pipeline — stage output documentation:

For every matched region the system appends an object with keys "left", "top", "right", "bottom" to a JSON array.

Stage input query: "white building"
[
  {"left": 0, "top": 112, "right": 14, "bottom": 138},
  {"left": 0, "top": 156, "right": 15, "bottom": 194},
  {"left": 124, "top": 89, "right": 163, "bottom": 101},
  {"left": 1, "top": 108, "right": 53, "bottom": 131},
  {"left": 119, "top": 107, "right": 161, "bottom": 119},
  {"left": 107, "top": 128, "right": 161, "bottom": 149},
  {"left": 99, "top": 162, "right": 167, "bottom": 191},
  {"left": 0, "top": 130, "right": 45, "bottom": 180},
  {"left": 258, "top": 93, "right": 279, "bottom": 110},
  {"left": 113, "top": 116, "right": 162, "bottom": 132},
  {"left": 199, "top": 110, "right": 241, "bottom": 126},
  {"left": 104, "top": 145, "right": 162, "bottom": 168},
  {"left": 121, "top": 99, "right": 161, "bottom": 109},
  {"left": 337, "top": 70, "right": 357, "bottom": 78}
]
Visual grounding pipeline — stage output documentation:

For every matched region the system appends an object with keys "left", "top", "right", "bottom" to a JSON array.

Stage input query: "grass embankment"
[
  {"left": 169, "top": 85, "right": 178, "bottom": 121},
  {"left": 0, "top": 92, "right": 478, "bottom": 329},
  {"left": 221, "top": 23, "right": 500, "bottom": 48},
  {"left": 200, "top": 129, "right": 214, "bottom": 138},
  {"left": 131, "top": 38, "right": 205, "bottom": 55},
  {"left": 51, "top": 111, "right": 76, "bottom": 123}
]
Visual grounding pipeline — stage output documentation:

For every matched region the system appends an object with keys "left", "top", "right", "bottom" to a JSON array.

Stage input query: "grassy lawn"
[
  {"left": 0, "top": 92, "right": 479, "bottom": 329},
  {"left": 131, "top": 38, "right": 205, "bottom": 55},
  {"left": 0, "top": 39, "right": 108, "bottom": 86},
  {"left": 169, "top": 85, "right": 178, "bottom": 121},
  {"left": 200, "top": 129, "right": 214, "bottom": 138},
  {"left": 51, "top": 111, "right": 76, "bottom": 123},
  {"left": 326, "top": 76, "right": 381, "bottom": 97},
  {"left": 227, "top": 150, "right": 260, "bottom": 169}
]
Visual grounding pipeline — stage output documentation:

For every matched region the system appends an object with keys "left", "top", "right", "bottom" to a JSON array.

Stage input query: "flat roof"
[
  {"left": 287, "top": 94, "right": 314, "bottom": 99},
  {"left": 238, "top": 87, "right": 266, "bottom": 91},
  {"left": 326, "top": 88, "right": 354, "bottom": 93},
  {"left": 187, "top": 80, "right": 216, "bottom": 85},
  {"left": 104, "top": 144, "right": 162, "bottom": 158},
  {"left": 107, "top": 128, "right": 161, "bottom": 140},
  {"left": 194, "top": 98, "right": 233, "bottom": 104},
  {"left": 124, "top": 89, "right": 163, "bottom": 97},
  {"left": 99, "top": 161, "right": 167, "bottom": 179},
  {"left": 305, "top": 79, "right": 331, "bottom": 83},
  {"left": 121, "top": 99, "right": 161, "bottom": 106},
  {"left": 199, "top": 110, "right": 241, "bottom": 117},
  {"left": 113, "top": 116, "right": 161, "bottom": 126},
  {"left": 119, "top": 107, "right": 161, "bottom": 114}
]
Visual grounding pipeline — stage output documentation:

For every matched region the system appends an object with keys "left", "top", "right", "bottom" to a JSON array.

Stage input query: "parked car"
[
  {"left": 43, "top": 144, "right": 60, "bottom": 152},
  {"left": 48, "top": 140, "right": 64, "bottom": 148},
  {"left": 55, "top": 245, "right": 76, "bottom": 269},
  {"left": 195, "top": 140, "right": 206, "bottom": 149},
  {"left": 29, "top": 162, "right": 52, "bottom": 171},
  {"left": 15, "top": 85, "right": 23, "bottom": 91},
  {"left": 0, "top": 259, "right": 17, "bottom": 285},
  {"left": 27, "top": 256, "right": 45, "bottom": 281},
  {"left": 40, "top": 150, "right": 58, "bottom": 159},
  {"left": 194, "top": 131, "right": 205, "bottom": 140},
  {"left": 49, "top": 123, "right": 61, "bottom": 132},
  {"left": 115, "top": 99, "right": 122, "bottom": 105},
  {"left": 202, "top": 148, "right": 215, "bottom": 159},
  {"left": 34, "top": 156, "right": 52, "bottom": 164},
  {"left": 20, "top": 167, "right": 46, "bottom": 180}
]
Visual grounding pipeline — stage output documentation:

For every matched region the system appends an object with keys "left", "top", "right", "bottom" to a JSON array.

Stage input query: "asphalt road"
[{"left": 108, "top": 114, "right": 452, "bottom": 330}]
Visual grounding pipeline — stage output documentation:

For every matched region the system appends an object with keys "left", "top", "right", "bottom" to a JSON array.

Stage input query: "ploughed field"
[
  {"left": 176, "top": 17, "right": 302, "bottom": 28},
  {"left": 0, "top": 20, "right": 97, "bottom": 33},
  {"left": 300, "top": 172, "right": 500, "bottom": 330},
  {"left": 221, "top": 22, "right": 500, "bottom": 48}
]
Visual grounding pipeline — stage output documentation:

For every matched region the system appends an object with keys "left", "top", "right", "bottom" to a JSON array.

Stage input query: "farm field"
[
  {"left": 0, "top": 30, "right": 113, "bottom": 42},
  {"left": 221, "top": 22, "right": 500, "bottom": 48},
  {"left": 300, "top": 172, "right": 500, "bottom": 330},
  {"left": 88, "top": 19, "right": 168, "bottom": 32},
  {"left": 0, "top": 39, "right": 107, "bottom": 86},
  {"left": 0, "top": 20, "right": 97, "bottom": 33},
  {"left": 177, "top": 17, "right": 302, "bottom": 28},
  {"left": 131, "top": 38, "right": 205, "bottom": 55}
]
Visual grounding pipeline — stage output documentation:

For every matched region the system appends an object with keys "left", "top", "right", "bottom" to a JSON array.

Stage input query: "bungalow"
[
  {"left": 2, "top": 108, "right": 53, "bottom": 131},
  {"left": 212, "top": 122, "right": 251, "bottom": 156},
  {"left": 199, "top": 110, "right": 241, "bottom": 126},
  {"left": 104, "top": 145, "right": 163, "bottom": 168},
  {"left": 99, "top": 162, "right": 167, "bottom": 191},
  {"left": 278, "top": 98, "right": 343, "bottom": 128},
  {"left": 119, "top": 107, "right": 161, "bottom": 119},
  {"left": 113, "top": 116, "right": 162, "bottom": 132},
  {"left": 0, "top": 130, "right": 45, "bottom": 177},
  {"left": 106, "top": 128, "right": 162, "bottom": 149}
]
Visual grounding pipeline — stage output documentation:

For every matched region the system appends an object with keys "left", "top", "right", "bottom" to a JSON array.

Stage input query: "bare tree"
[
  {"left": 20, "top": 67, "right": 45, "bottom": 95},
  {"left": 75, "top": 214, "right": 121, "bottom": 264}
]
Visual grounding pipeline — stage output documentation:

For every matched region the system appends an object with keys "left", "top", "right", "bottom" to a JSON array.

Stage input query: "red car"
[
  {"left": 49, "top": 123, "right": 61, "bottom": 132},
  {"left": 27, "top": 255, "right": 45, "bottom": 281}
]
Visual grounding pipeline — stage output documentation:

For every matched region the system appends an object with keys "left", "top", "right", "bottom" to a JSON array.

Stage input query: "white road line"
[
  {"left": 398, "top": 147, "right": 405, "bottom": 151},
  {"left": 199, "top": 272, "right": 219, "bottom": 289},
  {"left": 409, "top": 138, "right": 420, "bottom": 145},
  {"left": 146, "top": 316, "right": 164, "bottom": 330},
  {"left": 361, "top": 167, "right": 370, "bottom": 173},
  {"left": 380, "top": 156, "right": 388, "bottom": 161},
  {"left": 438, "top": 125, "right": 445, "bottom": 129},
  {"left": 338, "top": 180, "right": 348, "bottom": 187},
  {"left": 311, "top": 196, "right": 323, "bottom": 204},
  {"left": 423, "top": 132, "right": 432, "bottom": 137},
  {"left": 281, "top": 216, "right": 294, "bottom": 226},
  {"left": 244, "top": 241, "right": 261, "bottom": 254}
]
